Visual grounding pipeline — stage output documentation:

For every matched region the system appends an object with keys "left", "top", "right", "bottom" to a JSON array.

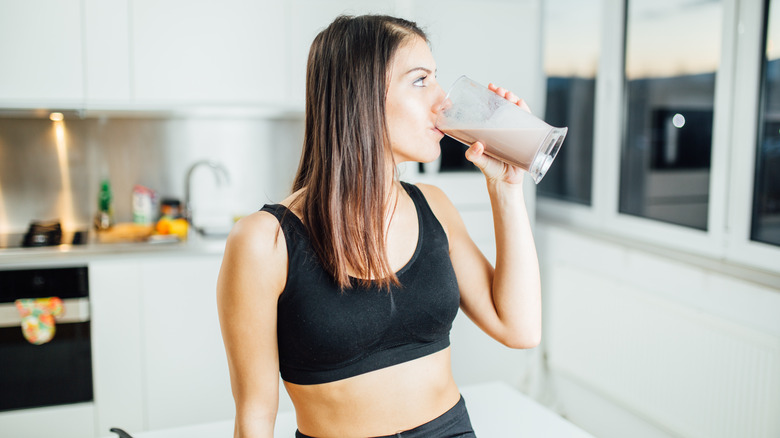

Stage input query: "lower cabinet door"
[{"left": 140, "top": 255, "right": 235, "bottom": 430}]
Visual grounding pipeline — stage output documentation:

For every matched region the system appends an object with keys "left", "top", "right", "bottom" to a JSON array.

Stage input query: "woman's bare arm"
[
  {"left": 418, "top": 182, "right": 541, "bottom": 349},
  {"left": 217, "top": 211, "right": 288, "bottom": 438}
]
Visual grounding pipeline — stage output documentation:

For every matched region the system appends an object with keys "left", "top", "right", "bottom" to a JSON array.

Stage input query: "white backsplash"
[{"left": 0, "top": 115, "right": 304, "bottom": 233}]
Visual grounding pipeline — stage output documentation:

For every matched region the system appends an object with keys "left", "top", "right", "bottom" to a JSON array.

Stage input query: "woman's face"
[{"left": 385, "top": 36, "right": 446, "bottom": 165}]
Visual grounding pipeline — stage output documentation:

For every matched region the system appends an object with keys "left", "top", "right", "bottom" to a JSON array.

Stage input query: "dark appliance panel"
[{"left": 0, "top": 266, "right": 93, "bottom": 412}]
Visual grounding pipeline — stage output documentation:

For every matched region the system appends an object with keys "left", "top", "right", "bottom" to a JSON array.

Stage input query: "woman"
[{"left": 217, "top": 14, "right": 541, "bottom": 438}]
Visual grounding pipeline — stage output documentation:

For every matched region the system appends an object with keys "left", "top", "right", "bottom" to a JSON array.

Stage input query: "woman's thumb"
[{"left": 465, "top": 141, "right": 490, "bottom": 170}]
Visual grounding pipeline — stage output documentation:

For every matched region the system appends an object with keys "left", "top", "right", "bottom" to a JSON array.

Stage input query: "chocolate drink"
[{"left": 441, "top": 127, "right": 550, "bottom": 170}]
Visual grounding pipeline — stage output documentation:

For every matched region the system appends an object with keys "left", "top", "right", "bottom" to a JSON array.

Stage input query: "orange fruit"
[{"left": 156, "top": 217, "right": 172, "bottom": 235}]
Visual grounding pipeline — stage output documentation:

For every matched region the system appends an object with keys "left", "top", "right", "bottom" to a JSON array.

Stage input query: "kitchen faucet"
[{"left": 183, "top": 160, "right": 231, "bottom": 226}]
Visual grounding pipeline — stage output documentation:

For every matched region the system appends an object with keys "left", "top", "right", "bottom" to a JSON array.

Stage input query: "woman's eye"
[{"left": 413, "top": 76, "right": 427, "bottom": 87}]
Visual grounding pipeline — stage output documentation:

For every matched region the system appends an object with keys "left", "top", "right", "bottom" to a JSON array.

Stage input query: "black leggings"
[{"left": 295, "top": 395, "right": 476, "bottom": 438}]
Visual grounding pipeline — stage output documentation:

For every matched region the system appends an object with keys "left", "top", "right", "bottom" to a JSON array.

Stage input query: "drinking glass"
[{"left": 436, "top": 75, "right": 568, "bottom": 183}]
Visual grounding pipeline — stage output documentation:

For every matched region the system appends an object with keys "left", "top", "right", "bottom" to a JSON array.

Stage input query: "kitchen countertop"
[
  {"left": 100, "top": 381, "right": 595, "bottom": 438},
  {"left": 0, "top": 233, "right": 227, "bottom": 268}
]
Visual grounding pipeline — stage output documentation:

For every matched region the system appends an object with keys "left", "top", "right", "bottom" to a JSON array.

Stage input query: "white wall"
[{"left": 535, "top": 222, "right": 780, "bottom": 438}]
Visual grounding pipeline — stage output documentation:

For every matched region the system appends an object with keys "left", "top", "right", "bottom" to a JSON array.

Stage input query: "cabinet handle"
[{"left": 0, "top": 297, "right": 90, "bottom": 328}]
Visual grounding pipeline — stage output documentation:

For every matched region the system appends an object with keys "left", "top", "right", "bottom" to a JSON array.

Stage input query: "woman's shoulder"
[
  {"left": 218, "top": 208, "right": 289, "bottom": 302},
  {"left": 407, "top": 182, "right": 461, "bottom": 232},
  {"left": 225, "top": 210, "right": 286, "bottom": 262},
  {"left": 225, "top": 188, "right": 305, "bottom": 255},
  {"left": 410, "top": 182, "right": 456, "bottom": 213}
]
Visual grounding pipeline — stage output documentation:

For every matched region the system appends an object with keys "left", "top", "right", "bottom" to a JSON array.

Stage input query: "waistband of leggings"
[
  {"left": 294, "top": 395, "right": 468, "bottom": 438},
  {"left": 375, "top": 395, "right": 467, "bottom": 438}
]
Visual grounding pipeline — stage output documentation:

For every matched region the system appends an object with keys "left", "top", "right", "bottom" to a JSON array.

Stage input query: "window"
[
  {"left": 619, "top": 0, "right": 722, "bottom": 230},
  {"left": 539, "top": 0, "right": 602, "bottom": 205},
  {"left": 754, "top": 0, "right": 780, "bottom": 247},
  {"left": 537, "top": 0, "right": 780, "bottom": 272}
]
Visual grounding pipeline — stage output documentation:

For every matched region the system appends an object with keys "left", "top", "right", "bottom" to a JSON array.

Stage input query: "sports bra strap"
[{"left": 259, "top": 181, "right": 445, "bottom": 252}]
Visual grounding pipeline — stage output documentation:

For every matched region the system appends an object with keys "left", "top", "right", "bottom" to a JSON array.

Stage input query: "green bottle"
[{"left": 95, "top": 179, "right": 113, "bottom": 230}]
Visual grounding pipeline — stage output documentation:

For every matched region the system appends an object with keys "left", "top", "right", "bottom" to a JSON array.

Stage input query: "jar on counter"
[
  {"left": 155, "top": 198, "right": 188, "bottom": 240},
  {"left": 159, "top": 198, "right": 182, "bottom": 219}
]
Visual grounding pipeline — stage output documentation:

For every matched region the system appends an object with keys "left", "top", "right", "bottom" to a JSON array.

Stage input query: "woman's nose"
[{"left": 432, "top": 84, "right": 447, "bottom": 113}]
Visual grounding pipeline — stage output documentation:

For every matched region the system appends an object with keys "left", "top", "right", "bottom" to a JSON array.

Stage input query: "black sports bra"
[{"left": 260, "top": 182, "right": 460, "bottom": 385}]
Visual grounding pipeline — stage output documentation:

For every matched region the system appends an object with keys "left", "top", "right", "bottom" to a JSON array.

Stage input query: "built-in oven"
[{"left": 0, "top": 266, "right": 93, "bottom": 412}]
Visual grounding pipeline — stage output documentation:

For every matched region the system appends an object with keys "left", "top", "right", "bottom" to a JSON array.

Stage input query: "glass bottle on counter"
[{"left": 94, "top": 179, "right": 113, "bottom": 231}]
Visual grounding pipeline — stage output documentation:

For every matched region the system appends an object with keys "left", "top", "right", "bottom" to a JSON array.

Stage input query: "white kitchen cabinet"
[
  {"left": 0, "top": 0, "right": 541, "bottom": 110},
  {"left": 0, "top": 0, "right": 289, "bottom": 109},
  {"left": 90, "top": 260, "right": 146, "bottom": 436},
  {"left": 138, "top": 254, "right": 234, "bottom": 431},
  {"left": 0, "top": 0, "right": 84, "bottom": 107},
  {"left": 131, "top": 0, "right": 287, "bottom": 106},
  {"left": 287, "top": 0, "right": 399, "bottom": 106},
  {"left": 84, "top": 0, "right": 132, "bottom": 103},
  {"left": 90, "top": 253, "right": 232, "bottom": 435},
  {"left": 289, "top": 0, "right": 543, "bottom": 111},
  {"left": 0, "top": 403, "right": 96, "bottom": 438},
  {"left": 412, "top": 0, "right": 544, "bottom": 108}
]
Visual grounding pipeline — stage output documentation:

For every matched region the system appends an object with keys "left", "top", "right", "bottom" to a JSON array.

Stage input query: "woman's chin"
[
  {"left": 423, "top": 145, "right": 442, "bottom": 163},
  {"left": 394, "top": 149, "right": 441, "bottom": 166}
]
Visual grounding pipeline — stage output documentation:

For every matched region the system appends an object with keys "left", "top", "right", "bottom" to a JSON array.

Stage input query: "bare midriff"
[{"left": 283, "top": 348, "right": 461, "bottom": 438}]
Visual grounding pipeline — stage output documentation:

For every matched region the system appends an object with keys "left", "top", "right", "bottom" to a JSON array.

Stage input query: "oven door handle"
[{"left": 0, "top": 297, "right": 90, "bottom": 328}]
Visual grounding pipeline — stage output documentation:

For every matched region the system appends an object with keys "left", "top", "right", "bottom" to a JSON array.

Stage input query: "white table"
[
  {"left": 107, "top": 381, "right": 594, "bottom": 438},
  {"left": 460, "top": 382, "right": 594, "bottom": 437}
]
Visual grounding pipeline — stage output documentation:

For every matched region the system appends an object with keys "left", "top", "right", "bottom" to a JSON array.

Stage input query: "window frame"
[
  {"left": 537, "top": 0, "right": 780, "bottom": 274},
  {"left": 727, "top": 0, "right": 780, "bottom": 273},
  {"left": 536, "top": 0, "right": 618, "bottom": 231}
]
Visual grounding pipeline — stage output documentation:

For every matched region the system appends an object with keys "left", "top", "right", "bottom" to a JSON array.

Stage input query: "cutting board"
[{"left": 96, "top": 223, "right": 155, "bottom": 243}]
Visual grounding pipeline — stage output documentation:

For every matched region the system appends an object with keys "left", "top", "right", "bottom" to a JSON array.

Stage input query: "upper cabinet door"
[
  {"left": 131, "top": 0, "right": 287, "bottom": 105},
  {"left": 287, "top": 0, "right": 398, "bottom": 107},
  {"left": 84, "top": 0, "right": 132, "bottom": 103},
  {"left": 0, "top": 0, "right": 84, "bottom": 106},
  {"left": 412, "top": 0, "right": 543, "bottom": 108}
]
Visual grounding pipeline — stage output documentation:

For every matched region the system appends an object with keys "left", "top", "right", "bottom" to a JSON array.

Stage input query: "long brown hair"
[{"left": 291, "top": 15, "right": 427, "bottom": 290}]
